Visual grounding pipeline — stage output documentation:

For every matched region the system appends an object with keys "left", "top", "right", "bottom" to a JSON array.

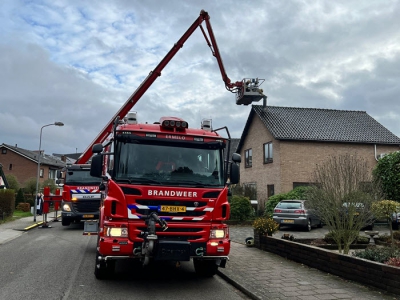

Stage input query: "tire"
[
  {"left": 305, "top": 220, "right": 311, "bottom": 232},
  {"left": 392, "top": 223, "right": 399, "bottom": 230},
  {"left": 317, "top": 221, "right": 323, "bottom": 228},
  {"left": 61, "top": 218, "right": 71, "bottom": 226},
  {"left": 193, "top": 259, "right": 218, "bottom": 277},
  {"left": 94, "top": 251, "right": 115, "bottom": 280}
]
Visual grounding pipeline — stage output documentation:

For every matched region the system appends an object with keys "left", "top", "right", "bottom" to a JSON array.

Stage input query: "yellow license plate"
[
  {"left": 83, "top": 214, "right": 94, "bottom": 218},
  {"left": 282, "top": 219, "right": 294, "bottom": 224},
  {"left": 160, "top": 206, "right": 186, "bottom": 213}
]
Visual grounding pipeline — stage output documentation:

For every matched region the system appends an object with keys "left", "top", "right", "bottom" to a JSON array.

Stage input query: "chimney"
[
  {"left": 263, "top": 96, "right": 268, "bottom": 111},
  {"left": 61, "top": 155, "right": 67, "bottom": 162}
]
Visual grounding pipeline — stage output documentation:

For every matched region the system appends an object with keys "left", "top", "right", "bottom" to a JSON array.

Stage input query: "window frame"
[
  {"left": 245, "top": 148, "right": 252, "bottom": 168},
  {"left": 263, "top": 142, "right": 273, "bottom": 164}
]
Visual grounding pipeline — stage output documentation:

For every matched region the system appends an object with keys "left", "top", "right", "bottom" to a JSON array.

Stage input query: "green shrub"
[
  {"left": 0, "top": 189, "right": 16, "bottom": 216},
  {"left": 15, "top": 188, "right": 25, "bottom": 208},
  {"left": 5, "top": 174, "right": 20, "bottom": 191},
  {"left": 230, "top": 195, "right": 253, "bottom": 221},
  {"left": 253, "top": 217, "right": 279, "bottom": 236},
  {"left": 323, "top": 232, "right": 369, "bottom": 244},
  {"left": 352, "top": 246, "right": 400, "bottom": 263},
  {"left": 393, "top": 231, "right": 400, "bottom": 241}
]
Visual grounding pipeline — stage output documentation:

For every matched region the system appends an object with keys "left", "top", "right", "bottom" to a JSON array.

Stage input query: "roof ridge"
[{"left": 252, "top": 105, "right": 366, "bottom": 113}]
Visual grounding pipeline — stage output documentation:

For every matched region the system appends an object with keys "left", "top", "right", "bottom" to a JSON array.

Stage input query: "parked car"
[
  {"left": 342, "top": 202, "right": 375, "bottom": 230},
  {"left": 272, "top": 199, "right": 322, "bottom": 232},
  {"left": 392, "top": 212, "right": 400, "bottom": 230}
]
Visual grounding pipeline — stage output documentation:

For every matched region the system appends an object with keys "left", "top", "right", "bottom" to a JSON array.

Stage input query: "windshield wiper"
[
  {"left": 167, "top": 180, "right": 208, "bottom": 187},
  {"left": 115, "top": 177, "right": 162, "bottom": 185}
]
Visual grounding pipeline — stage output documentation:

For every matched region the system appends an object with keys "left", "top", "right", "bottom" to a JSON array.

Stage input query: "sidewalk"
[
  {"left": 0, "top": 212, "right": 59, "bottom": 245},
  {"left": 222, "top": 226, "right": 398, "bottom": 300}
]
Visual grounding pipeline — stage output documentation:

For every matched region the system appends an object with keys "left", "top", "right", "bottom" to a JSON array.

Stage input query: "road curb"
[
  {"left": 23, "top": 221, "right": 44, "bottom": 231},
  {"left": 217, "top": 270, "right": 262, "bottom": 300}
]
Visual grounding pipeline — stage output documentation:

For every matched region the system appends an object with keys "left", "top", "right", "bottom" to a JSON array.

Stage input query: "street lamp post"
[{"left": 34, "top": 122, "right": 64, "bottom": 222}]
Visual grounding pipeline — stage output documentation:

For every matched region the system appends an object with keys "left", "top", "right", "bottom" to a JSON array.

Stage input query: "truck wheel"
[
  {"left": 61, "top": 219, "right": 71, "bottom": 226},
  {"left": 94, "top": 251, "right": 115, "bottom": 280},
  {"left": 193, "top": 259, "right": 218, "bottom": 277}
]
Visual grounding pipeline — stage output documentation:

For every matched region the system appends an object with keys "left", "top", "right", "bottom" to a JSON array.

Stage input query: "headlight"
[
  {"left": 104, "top": 226, "right": 128, "bottom": 237},
  {"left": 210, "top": 228, "right": 227, "bottom": 239},
  {"left": 62, "top": 204, "right": 71, "bottom": 212}
]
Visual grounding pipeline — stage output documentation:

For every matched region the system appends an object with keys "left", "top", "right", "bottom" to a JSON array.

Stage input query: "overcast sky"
[{"left": 1, "top": 0, "right": 400, "bottom": 157}]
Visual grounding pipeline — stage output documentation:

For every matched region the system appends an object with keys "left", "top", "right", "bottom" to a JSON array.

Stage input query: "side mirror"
[
  {"left": 232, "top": 153, "right": 241, "bottom": 163},
  {"left": 92, "top": 143, "right": 103, "bottom": 154},
  {"left": 230, "top": 163, "right": 240, "bottom": 184},
  {"left": 90, "top": 154, "right": 103, "bottom": 178}
]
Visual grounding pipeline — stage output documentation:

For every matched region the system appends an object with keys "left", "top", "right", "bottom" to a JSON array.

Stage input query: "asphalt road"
[{"left": 0, "top": 222, "right": 250, "bottom": 300}]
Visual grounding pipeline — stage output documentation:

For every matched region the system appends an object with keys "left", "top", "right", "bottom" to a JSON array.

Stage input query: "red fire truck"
[
  {"left": 57, "top": 164, "right": 102, "bottom": 226},
  {"left": 90, "top": 113, "right": 241, "bottom": 278},
  {"left": 72, "top": 10, "right": 265, "bottom": 279}
]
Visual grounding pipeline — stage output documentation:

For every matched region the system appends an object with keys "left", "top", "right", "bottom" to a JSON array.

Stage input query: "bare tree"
[{"left": 307, "top": 154, "right": 381, "bottom": 254}]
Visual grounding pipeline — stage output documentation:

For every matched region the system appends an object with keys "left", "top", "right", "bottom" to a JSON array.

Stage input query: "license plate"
[
  {"left": 282, "top": 219, "right": 294, "bottom": 224},
  {"left": 83, "top": 214, "right": 94, "bottom": 218},
  {"left": 160, "top": 206, "right": 186, "bottom": 213}
]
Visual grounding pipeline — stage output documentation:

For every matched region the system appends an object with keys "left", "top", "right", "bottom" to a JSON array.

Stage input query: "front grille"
[{"left": 72, "top": 200, "right": 100, "bottom": 213}]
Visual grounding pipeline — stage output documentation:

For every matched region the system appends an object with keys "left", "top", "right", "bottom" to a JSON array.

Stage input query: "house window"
[
  {"left": 267, "top": 185, "right": 274, "bottom": 198},
  {"left": 245, "top": 149, "right": 252, "bottom": 168},
  {"left": 243, "top": 182, "right": 257, "bottom": 199},
  {"left": 293, "top": 182, "right": 312, "bottom": 189},
  {"left": 39, "top": 168, "right": 44, "bottom": 178},
  {"left": 49, "top": 169, "right": 56, "bottom": 179},
  {"left": 1, "top": 149, "right": 6, "bottom": 154},
  {"left": 9, "top": 164, "right": 12, "bottom": 170},
  {"left": 264, "top": 142, "right": 273, "bottom": 163}
]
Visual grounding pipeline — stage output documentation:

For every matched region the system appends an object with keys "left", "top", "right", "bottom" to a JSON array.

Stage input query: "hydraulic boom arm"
[{"left": 76, "top": 9, "right": 265, "bottom": 164}]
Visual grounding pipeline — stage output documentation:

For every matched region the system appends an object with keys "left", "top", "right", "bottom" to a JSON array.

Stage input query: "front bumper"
[
  {"left": 97, "top": 236, "right": 230, "bottom": 262},
  {"left": 62, "top": 211, "right": 99, "bottom": 222}
]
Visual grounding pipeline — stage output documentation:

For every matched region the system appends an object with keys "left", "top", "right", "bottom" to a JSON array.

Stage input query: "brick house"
[
  {"left": 0, "top": 143, "right": 66, "bottom": 187},
  {"left": 236, "top": 105, "right": 400, "bottom": 209}
]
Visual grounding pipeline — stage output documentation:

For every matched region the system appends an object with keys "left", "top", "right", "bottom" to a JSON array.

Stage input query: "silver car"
[{"left": 272, "top": 199, "right": 322, "bottom": 231}]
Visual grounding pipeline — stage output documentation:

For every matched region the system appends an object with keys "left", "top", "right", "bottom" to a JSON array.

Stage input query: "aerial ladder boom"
[{"left": 76, "top": 9, "right": 266, "bottom": 164}]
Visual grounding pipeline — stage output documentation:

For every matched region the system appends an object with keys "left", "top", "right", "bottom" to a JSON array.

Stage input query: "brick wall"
[
  {"left": 254, "top": 234, "right": 400, "bottom": 295},
  {"left": 0, "top": 149, "right": 51, "bottom": 186},
  {"left": 239, "top": 116, "right": 400, "bottom": 209},
  {"left": 239, "top": 117, "right": 281, "bottom": 208}
]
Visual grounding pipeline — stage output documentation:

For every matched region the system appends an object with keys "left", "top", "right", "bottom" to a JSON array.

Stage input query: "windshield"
[
  {"left": 65, "top": 169, "right": 101, "bottom": 185},
  {"left": 114, "top": 140, "right": 224, "bottom": 187}
]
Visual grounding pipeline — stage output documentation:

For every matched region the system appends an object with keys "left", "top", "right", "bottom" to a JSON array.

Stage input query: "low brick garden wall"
[{"left": 254, "top": 233, "right": 400, "bottom": 295}]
